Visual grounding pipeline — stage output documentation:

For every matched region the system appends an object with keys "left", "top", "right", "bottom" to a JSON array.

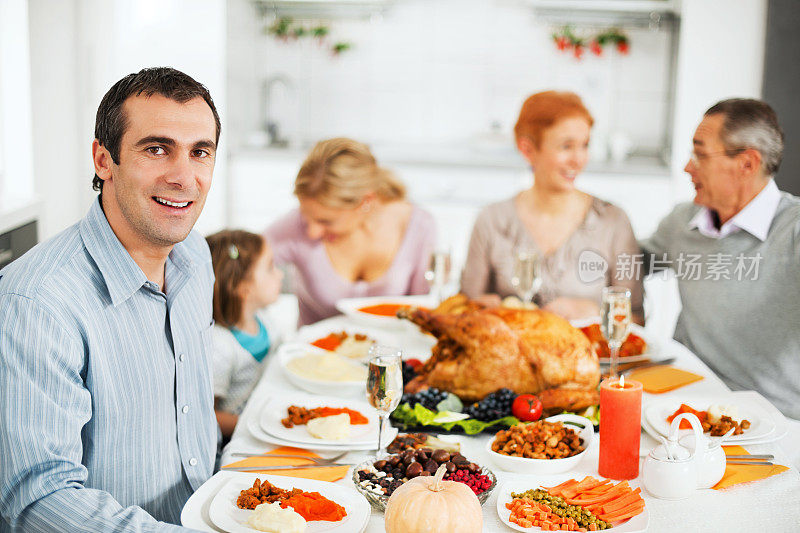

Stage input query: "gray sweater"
[{"left": 641, "top": 194, "right": 800, "bottom": 419}]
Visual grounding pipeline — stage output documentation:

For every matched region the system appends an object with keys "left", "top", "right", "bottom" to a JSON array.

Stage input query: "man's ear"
[
  {"left": 92, "top": 139, "right": 114, "bottom": 182},
  {"left": 739, "top": 148, "right": 762, "bottom": 178}
]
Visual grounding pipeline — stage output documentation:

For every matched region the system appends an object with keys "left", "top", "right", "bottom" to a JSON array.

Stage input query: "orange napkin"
[
  {"left": 222, "top": 446, "right": 350, "bottom": 482},
  {"left": 712, "top": 445, "right": 789, "bottom": 490},
  {"left": 626, "top": 365, "right": 704, "bottom": 393}
]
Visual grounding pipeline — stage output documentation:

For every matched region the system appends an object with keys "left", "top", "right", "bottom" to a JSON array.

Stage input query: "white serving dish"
[
  {"left": 496, "top": 477, "right": 650, "bottom": 533},
  {"left": 278, "top": 342, "right": 366, "bottom": 397},
  {"left": 335, "top": 295, "right": 435, "bottom": 330},
  {"left": 486, "top": 414, "right": 594, "bottom": 474}
]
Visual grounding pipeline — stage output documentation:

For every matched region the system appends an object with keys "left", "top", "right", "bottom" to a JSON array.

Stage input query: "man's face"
[
  {"left": 97, "top": 94, "right": 217, "bottom": 250},
  {"left": 684, "top": 113, "right": 740, "bottom": 213}
]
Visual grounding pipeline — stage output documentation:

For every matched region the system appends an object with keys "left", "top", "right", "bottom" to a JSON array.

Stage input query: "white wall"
[
  {"left": 670, "top": 0, "right": 768, "bottom": 201},
  {"left": 0, "top": 0, "right": 35, "bottom": 207},
  {"left": 27, "top": 0, "right": 229, "bottom": 239}
]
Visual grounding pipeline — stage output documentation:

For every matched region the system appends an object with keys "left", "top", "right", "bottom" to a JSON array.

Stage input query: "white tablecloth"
[{"left": 187, "top": 315, "right": 800, "bottom": 532}]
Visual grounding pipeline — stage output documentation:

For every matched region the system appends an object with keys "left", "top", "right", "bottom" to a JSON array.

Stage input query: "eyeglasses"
[{"left": 689, "top": 148, "right": 745, "bottom": 166}]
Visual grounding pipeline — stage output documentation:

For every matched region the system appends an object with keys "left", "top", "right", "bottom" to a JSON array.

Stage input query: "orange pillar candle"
[{"left": 599, "top": 376, "right": 643, "bottom": 480}]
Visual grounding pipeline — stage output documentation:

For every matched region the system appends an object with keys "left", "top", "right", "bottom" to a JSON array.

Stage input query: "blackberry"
[
  {"left": 401, "top": 361, "right": 417, "bottom": 385},
  {"left": 463, "top": 388, "right": 517, "bottom": 421},
  {"left": 400, "top": 388, "right": 447, "bottom": 411}
]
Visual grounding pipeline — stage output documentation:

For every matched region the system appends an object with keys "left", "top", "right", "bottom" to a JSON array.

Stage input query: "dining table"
[{"left": 182, "top": 314, "right": 800, "bottom": 532}]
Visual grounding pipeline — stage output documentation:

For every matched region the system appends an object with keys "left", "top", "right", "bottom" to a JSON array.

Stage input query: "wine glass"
[
  {"left": 510, "top": 248, "right": 543, "bottom": 305},
  {"left": 424, "top": 249, "right": 452, "bottom": 304},
  {"left": 601, "top": 286, "right": 632, "bottom": 378},
  {"left": 366, "top": 345, "right": 403, "bottom": 456}
]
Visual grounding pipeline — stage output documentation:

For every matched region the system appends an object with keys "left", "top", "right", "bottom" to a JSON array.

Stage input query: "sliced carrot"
[{"left": 601, "top": 502, "right": 645, "bottom": 522}]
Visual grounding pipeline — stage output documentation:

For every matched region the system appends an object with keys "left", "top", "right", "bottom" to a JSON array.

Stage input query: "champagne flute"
[
  {"left": 424, "top": 249, "right": 451, "bottom": 304},
  {"left": 366, "top": 345, "right": 403, "bottom": 456},
  {"left": 601, "top": 286, "right": 632, "bottom": 378},
  {"left": 510, "top": 248, "right": 543, "bottom": 305}
]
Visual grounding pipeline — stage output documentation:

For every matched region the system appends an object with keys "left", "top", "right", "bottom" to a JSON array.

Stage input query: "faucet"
[{"left": 260, "top": 74, "right": 294, "bottom": 147}]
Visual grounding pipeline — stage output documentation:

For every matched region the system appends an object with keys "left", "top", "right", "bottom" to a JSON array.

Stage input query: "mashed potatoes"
[
  {"left": 287, "top": 352, "right": 367, "bottom": 382},
  {"left": 306, "top": 413, "right": 351, "bottom": 440},
  {"left": 245, "top": 502, "right": 306, "bottom": 533},
  {"left": 334, "top": 336, "right": 374, "bottom": 360}
]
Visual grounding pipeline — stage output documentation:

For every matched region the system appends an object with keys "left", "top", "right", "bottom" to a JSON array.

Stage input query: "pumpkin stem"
[{"left": 430, "top": 464, "right": 448, "bottom": 492}]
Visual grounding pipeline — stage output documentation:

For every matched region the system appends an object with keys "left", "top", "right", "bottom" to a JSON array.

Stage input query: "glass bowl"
[{"left": 350, "top": 456, "right": 497, "bottom": 512}]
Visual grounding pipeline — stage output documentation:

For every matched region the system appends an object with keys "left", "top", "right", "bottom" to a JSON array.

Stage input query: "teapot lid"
[{"left": 650, "top": 443, "right": 692, "bottom": 462}]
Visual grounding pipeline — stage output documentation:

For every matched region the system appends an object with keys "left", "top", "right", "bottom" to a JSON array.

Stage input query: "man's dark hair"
[
  {"left": 705, "top": 98, "right": 784, "bottom": 176},
  {"left": 93, "top": 67, "right": 221, "bottom": 191}
]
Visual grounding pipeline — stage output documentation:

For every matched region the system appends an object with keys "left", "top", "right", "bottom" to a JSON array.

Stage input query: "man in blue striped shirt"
[{"left": 0, "top": 68, "right": 220, "bottom": 531}]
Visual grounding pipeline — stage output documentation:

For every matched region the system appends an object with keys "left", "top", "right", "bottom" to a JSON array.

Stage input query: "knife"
[
  {"left": 221, "top": 463, "right": 352, "bottom": 472},
  {"left": 618, "top": 357, "right": 677, "bottom": 375}
]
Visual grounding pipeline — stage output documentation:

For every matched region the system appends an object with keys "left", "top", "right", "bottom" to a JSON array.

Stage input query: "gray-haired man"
[{"left": 641, "top": 98, "right": 800, "bottom": 420}]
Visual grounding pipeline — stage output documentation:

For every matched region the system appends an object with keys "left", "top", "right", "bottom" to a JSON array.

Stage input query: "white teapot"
[{"left": 642, "top": 412, "right": 726, "bottom": 499}]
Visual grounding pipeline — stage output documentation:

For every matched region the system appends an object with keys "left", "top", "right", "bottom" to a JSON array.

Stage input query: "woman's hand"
[
  {"left": 474, "top": 293, "right": 503, "bottom": 308},
  {"left": 543, "top": 297, "right": 599, "bottom": 321}
]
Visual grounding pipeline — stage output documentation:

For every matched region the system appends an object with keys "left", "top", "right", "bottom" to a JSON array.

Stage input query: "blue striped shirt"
[{"left": 0, "top": 198, "right": 217, "bottom": 531}]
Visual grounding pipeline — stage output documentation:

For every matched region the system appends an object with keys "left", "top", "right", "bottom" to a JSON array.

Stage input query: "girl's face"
[
  {"left": 241, "top": 243, "right": 283, "bottom": 309},
  {"left": 519, "top": 116, "right": 591, "bottom": 193}
]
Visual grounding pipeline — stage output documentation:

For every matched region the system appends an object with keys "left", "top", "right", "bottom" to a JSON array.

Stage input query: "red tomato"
[
  {"left": 512, "top": 394, "right": 543, "bottom": 422},
  {"left": 405, "top": 358, "right": 424, "bottom": 370}
]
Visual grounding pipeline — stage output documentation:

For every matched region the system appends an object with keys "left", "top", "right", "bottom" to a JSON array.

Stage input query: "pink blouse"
[{"left": 265, "top": 206, "right": 436, "bottom": 326}]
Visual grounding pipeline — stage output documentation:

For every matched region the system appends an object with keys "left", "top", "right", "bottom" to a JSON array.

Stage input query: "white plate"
[
  {"left": 335, "top": 295, "right": 435, "bottom": 330},
  {"left": 294, "top": 320, "right": 436, "bottom": 362},
  {"left": 278, "top": 343, "right": 366, "bottom": 398},
  {"left": 486, "top": 414, "right": 594, "bottom": 475},
  {"left": 644, "top": 396, "right": 776, "bottom": 442},
  {"left": 258, "top": 393, "right": 390, "bottom": 446},
  {"left": 570, "top": 320, "right": 663, "bottom": 364},
  {"left": 246, "top": 412, "right": 395, "bottom": 452},
  {"left": 208, "top": 472, "right": 370, "bottom": 533},
  {"left": 496, "top": 477, "right": 649, "bottom": 533}
]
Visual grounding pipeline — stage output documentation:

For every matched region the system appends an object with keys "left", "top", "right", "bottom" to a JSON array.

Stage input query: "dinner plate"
[
  {"left": 278, "top": 343, "right": 367, "bottom": 398},
  {"left": 294, "top": 320, "right": 436, "bottom": 362},
  {"left": 247, "top": 411, "right": 396, "bottom": 451},
  {"left": 258, "top": 393, "right": 392, "bottom": 446},
  {"left": 570, "top": 319, "right": 665, "bottom": 364},
  {"left": 644, "top": 396, "right": 776, "bottom": 442},
  {"left": 208, "top": 472, "right": 370, "bottom": 533},
  {"left": 335, "top": 295, "right": 436, "bottom": 330},
  {"left": 496, "top": 478, "right": 649, "bottom": 533}
]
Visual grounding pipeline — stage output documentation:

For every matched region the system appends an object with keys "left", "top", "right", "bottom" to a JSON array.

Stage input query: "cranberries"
[{"left": 445, "top": 467, "right": 493, "bottom": 495}]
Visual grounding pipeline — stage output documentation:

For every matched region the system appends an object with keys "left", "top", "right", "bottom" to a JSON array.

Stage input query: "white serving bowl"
[
  {"left": 278, "top": 342, "right": 366, "bottom": 397},
  {"left": 335, "top": 295, "right": 436, "bottom": 330},
  {"left": 486, "top": 413, "right": 594, "bottom": 474}
]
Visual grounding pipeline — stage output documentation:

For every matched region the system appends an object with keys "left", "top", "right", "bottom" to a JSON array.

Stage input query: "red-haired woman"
[{"left": 461, "top": 91, "right": 643, "bottom": 323}]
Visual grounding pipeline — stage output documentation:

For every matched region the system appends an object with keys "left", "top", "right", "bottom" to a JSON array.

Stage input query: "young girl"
[{"left": 207, "top": 230, "right": 284, "bottom": 439}]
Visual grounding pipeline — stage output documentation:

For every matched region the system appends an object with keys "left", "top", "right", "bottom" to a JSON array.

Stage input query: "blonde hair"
[{"left": 294, "top": 137, "right": 406, "bottom": 209}]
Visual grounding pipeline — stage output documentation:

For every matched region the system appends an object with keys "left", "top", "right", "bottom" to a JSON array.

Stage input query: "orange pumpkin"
[{"left": 384, "top": 464, "right": 482, "bottom": 533}]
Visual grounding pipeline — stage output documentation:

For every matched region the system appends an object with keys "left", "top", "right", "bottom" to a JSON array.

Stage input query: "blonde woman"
[{"left": 265, "top": 138, "right": 436, "bottom": 325}]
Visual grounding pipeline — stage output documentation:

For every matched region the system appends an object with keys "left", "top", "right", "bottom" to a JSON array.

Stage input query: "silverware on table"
[
  {"left": 228, "top": 451, "right": 348, "bottom": 464},
  {"left": 725, "top": 460, "right": 774, "bottom": 466},
  {"left": 617, "top": 357, "right": 677, "bottom": 375},
  {"left": 725, "top": 454, "right": 774, "bottom": 460},
  {"left": 221, "top": 463, "right": 352, "bottom": 472}
]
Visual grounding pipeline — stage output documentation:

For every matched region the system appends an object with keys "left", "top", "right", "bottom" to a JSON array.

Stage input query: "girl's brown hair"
[
  {"left": 294, "top": 137, "right": 406, "bottom": 209},
  {"left": 514, "top": 91, "right": 594, "bottom": 146},
  {"left": 206, "top": 230, "right": 265, "bottom": 328}
]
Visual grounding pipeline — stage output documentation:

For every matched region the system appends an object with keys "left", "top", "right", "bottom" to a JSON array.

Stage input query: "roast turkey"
[{"left": 400, "top": 295, "right": 600, "bottom": 411}]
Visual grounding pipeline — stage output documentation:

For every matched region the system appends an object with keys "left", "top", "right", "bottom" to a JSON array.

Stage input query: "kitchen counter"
[
  {"left": 232, "top": 143, "right": 671, "bottom": 177},
  {"left": 0, "top": 197, "right": 40, "bottom": 235}
]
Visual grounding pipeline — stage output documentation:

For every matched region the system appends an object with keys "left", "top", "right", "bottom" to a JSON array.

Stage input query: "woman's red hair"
[{"left": 514, "top": 91, "right": 594, "bottom": 146}]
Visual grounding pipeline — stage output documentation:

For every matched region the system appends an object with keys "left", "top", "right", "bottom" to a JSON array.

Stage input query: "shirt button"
[
  {"left": 189, "top": 457, "right": 198, "bottom": 466},
  {"left": 182, "top": 405, "right": 189, "bottom": 414},
  {"left": 179, "top": 353, "right": 185, "bottom": 362}
]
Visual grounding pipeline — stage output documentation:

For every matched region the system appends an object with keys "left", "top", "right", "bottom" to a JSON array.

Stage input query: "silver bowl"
[{"left": 351, "top": 456, "right": 497, "bottom": 512}]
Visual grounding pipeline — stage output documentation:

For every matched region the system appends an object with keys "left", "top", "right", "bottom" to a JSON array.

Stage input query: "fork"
[{"left": 228, "top": 451, "right": 348, "bottom": 464}]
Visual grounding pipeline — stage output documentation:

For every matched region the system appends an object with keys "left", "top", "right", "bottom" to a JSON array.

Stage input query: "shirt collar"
[
  {"left": 688, "top": 179, "right": 781, "bottom": 241},
  {"left": 79, "top": 197, "right": 197, "bottom": 306}
]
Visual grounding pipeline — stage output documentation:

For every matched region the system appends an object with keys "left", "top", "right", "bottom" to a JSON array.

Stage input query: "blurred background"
[{"left": 1, "top": 0, "right": 798, "bottom": 333}]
